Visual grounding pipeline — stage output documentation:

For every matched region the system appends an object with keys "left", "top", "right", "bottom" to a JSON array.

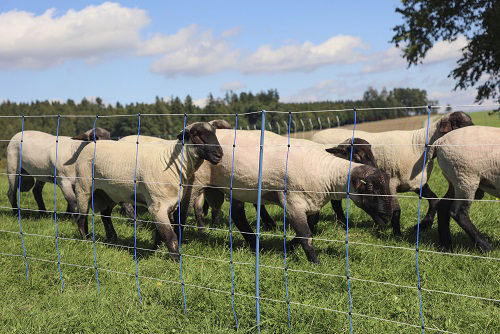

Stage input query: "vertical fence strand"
[
  {"left": 227, "top": 114, "right": 239, "bottom": 329},
  {"left": 52, "top": 115, "right": 65, "bottom": 291},
  {"left": 177, "top": 114, "right": 188, "bottom": 313},
  {"left": 16, "top": 115, "right": 29, "bottom": 279},
  {"left": 255, "top": 109, "right": 266, "bottom": 333},
  {"left": 415, "top": 106, "right": 431, "bottom": 333},
  {"left": 282, "top": 111, "right": 292, "bottom": 328},
  {"left": 344, "top": 107, "right": 357, "bottom": 333},
  {"left": 133, "top": 113, "right": 143, "bottom": 301},
  {"left": 90, "top": 115, "right": 101, "bottom": 293}
]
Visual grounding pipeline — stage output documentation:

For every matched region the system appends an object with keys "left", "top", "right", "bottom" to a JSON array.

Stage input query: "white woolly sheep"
[
  {"left": 311, "top": 111, "right": 473, "bottom": 234},
  {"left": 118, "top": 119, "right": 232, "bottom": 222},
  {"left": 74, "top": 122, "right": 223, "bottom": 260},
  {"left": 6, "top": 128, "right": 111, "bottom": 215},
  {"left": 188, "top": 130, "right": 394, "bottom": 263},
  {"left": 430, "top": 126, "right": 500, "bottom": 251}
]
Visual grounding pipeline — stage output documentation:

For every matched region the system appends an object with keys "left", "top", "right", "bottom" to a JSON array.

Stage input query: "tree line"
[{"left": 0, "top": 87, "right": 436, "bottom": 154}]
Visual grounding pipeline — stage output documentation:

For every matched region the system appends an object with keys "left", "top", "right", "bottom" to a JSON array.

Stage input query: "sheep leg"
[
  {"left": 450, "top": 200, "right": 493, "bottom": 252},
  {"left": 193, "top": 193, "right": 206, "bottom": 227},
  {"left": 254, "top": 204, "right": 276, "bottom": 230},
  {"left": 119, "top": 202, "right": 135, "bottom": 222},
  {"left": 58, "top": 179, "right": 78, "bottom": 215},
  {"left": 437, "top": 184, "right": 454, "bottom": 251},
  {"left": 204, "top": 188, "right": 225, "bottom": 227},
  {"left": 32, "top": 180, "right": 47, "bottom": 214},
  {"left": 307, "top": 212, "right": 320, "bottom": 234},
  {"left": 171, "top": 195, "right": 191, "bottom": 244},
  {"left": 416, "top": 184, "right": 439, "bottom": 230},
  {"left": 7, "top": 174, "right": 18, "bottom": 213},
  {"left": 76, "top": 215, "right": 89, "bottom": 239},
  {"left": 100, "top": 206, "right": 117, "bottom": 242},
  {"left": 330, "top": 200, "right": 346, "bottom": 226},
  {"left": 202, "top": 199, "right": 209, "bottom": 216},
  {"left": 231, "top": 200, "right": 256, "bottom": 250},
  {"left": 287, "top": 208, "right": 319, "bottom": 264},
  {"left": 391, "top": 198, "right": 402, "bottom": 236},
  {"left": 151, "top": 204, "right": 180, "bottom": 261}
]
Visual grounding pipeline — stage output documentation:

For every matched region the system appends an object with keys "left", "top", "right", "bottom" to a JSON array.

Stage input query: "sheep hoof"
[
  {"left": 413, "top": 221, "right": 432, "bottom": 232},
  {"left": 39, "top": 211, "right": 51, "bottom": 218},
  {"left": 477, "top": 240, "right": 493, "bottom": 252},
  {"left": 107, "top": 235, "right": 117, "bottom": 244}
]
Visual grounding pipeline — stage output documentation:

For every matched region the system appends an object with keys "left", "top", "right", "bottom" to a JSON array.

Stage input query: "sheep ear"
[
  {"left": 177, "top": 129, "right": 190, "bottom": 141},
  {"left": 439, "top": 120, "right": 452, "bottom": 134},
  {"left": 71, "top": 132, "right": 90, "bottom": 141},
  {"left": 325, "top": 146, "right": 348, "bottom": 158}
]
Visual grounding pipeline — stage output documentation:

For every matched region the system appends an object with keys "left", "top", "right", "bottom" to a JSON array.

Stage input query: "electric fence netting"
[{"left": 0, "top": 105, "right": 499, "bottom": 333}]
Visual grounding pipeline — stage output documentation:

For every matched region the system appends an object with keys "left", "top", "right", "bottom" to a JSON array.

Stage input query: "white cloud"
[
  {"left": 362, "top": 35, "right": 468, "bottom": 74},
  {"left": 148, "top": 25, "right": 240, "bottom": 77},
  {"left": 138, "top": 24, "right": 198, "bottom": 56},
  {"left": 220, "top": 80, "right": 246, "bottom": 92},
  {"left": 146, "top": 32, "right": 368, "bottom": 77},
  {"left": 283, "top": 79, "right": 366, "bottom": 103},
  {"left": 243, "top": 35, "right": 367, "bottom": 73},
  {"left": 193, "top": 97, "right": 208, "bottom": 108},
  {"left": 361, "top": 46, "right": 406, "bottom": 73},
  {"left": 0, "top": 2, "right": 149, "bottom": 69},
  {"left": 423, "top": 35, "right": 467, "bottom": 65},
  {"left": 221, "top": 27, "right": 241, "bottom": 39}
]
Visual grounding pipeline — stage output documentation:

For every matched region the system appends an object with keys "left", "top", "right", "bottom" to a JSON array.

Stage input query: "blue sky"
[{"left": 0, "top": 1, "right": 484, "bottom": 107}]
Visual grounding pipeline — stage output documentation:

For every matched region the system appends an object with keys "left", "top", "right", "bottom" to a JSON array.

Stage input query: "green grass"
[
  {"left": 0, "top": 168, "right": 499, "bottom": 333},
  {"left": 0, "top": 113, "right": 499, "bottom": 333},
  {"left": 469, "top": 110, "right": 500, "bottom": 128}
]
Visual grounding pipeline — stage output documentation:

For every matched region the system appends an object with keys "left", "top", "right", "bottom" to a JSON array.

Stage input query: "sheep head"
[
  {"left": 349, "top": 165, "right": 393, "bottom": 227},
  {"left": 71, "top": 127, "right": 111, "bottom": 141},
  {"left": 325, "top": 138, "right": 377, "bottom": 167},
  {"left": 177, "top": 122, "right": 223, "bottom": 165},
  {"left": 438, "top": 111, "right": 473, "bottom": 135}
]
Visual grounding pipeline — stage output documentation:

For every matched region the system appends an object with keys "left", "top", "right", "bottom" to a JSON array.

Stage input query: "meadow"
[{"left": 0, "top": 111, "right": 498, "bottom": 333}]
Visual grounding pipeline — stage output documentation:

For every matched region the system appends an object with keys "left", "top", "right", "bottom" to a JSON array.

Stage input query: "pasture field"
[
  {"left": 0, "top": 112, "right": 499, "bottom": 333},
  {"left": 290, "top": 114, "right": 429, "bottom": 139}
]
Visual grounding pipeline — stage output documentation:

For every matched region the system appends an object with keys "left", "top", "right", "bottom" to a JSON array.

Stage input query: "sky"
[{"left": 0, "top": 1, "right": 490, "bottom": 107}]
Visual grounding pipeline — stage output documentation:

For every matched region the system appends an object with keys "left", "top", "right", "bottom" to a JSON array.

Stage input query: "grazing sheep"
[
  {"left": 429, "top": 126, "right": 500, "bottom": 251},
  {"left": 311, "top": 111, "right": 473, "bottom": 234},
  {"left": 6, "top": 128, "right": 111, "bottom": 215},
  {"left": 306, "top": 137, "right": 379, "bottom": 231},
  {"left": 188, "top": 130, "right": 394, "bottom": 263},
  {"left": 74, "top": 122, "right": 223, "bottom": 260}
]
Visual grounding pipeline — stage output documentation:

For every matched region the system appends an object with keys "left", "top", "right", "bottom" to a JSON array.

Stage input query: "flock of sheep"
[{"left": 5, "top": 111, "right": 499, "bottom": 264}]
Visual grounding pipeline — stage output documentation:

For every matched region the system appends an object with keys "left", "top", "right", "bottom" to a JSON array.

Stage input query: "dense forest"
[{"left": 0, "top": 87, "right": 436, "bottom": 153}]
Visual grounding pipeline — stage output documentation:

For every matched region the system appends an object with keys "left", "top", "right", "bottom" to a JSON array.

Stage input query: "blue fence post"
[
  {"left": 282, "top": 111, "right": 292, "bottom": 328},
  {"left": 255, "top": 109, "right": 266, "bottom": 333},
  {"left": 16, "top": 115, "right": 29, "bottom": 279},
  {"left": 90, "top": 115, "right": 101, "bottom": 292},
  {"left": 344, "top": 107, "right": 357, "bottom": 333},
  {"left": 228, "top": 114, "right": 240, "bottom": 329},
  {"left": 415, "top": 106, "right": 431, "bottom": 333},
  {"left": 53, "top": 115, "right": 65, "bottom": 291},
  {"left": 177, "top": 114, "right": 188, "bottom": 313},
  {"left": 133, "top": 113, "right": 143, "bottom": 301}
]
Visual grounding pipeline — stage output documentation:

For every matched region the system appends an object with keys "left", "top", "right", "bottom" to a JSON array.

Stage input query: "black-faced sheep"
[
  {"left": 6, "top": 128, "right": 111, "bottom": 215},
  {"left": 311, "top": 111, "right": 473, "bottom": 234},
  {"left": 430, "top": 126, "right": 500, "bottom": 251},
  {"left": 74, "top": 122, "right": 223, "bottom": 260},
  {"left": 189, "top": 130, "right": 394, "bottom": 263}
]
